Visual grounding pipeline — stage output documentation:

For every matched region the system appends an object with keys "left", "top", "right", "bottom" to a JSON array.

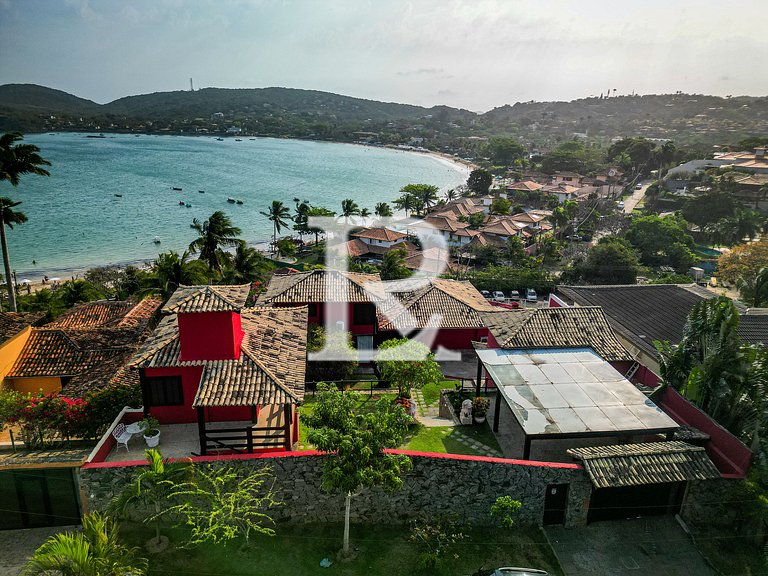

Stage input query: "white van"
[{"left": 526, "top": 289, "right": 537, "bottom": 303}]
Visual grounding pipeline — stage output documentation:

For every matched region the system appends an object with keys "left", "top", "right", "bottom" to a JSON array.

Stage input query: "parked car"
[
  {"left": 471, "top": 568, "right": 549, "bottom": 576},
  {"left": 509, "top": 290, "right": 520, "bottom": 301},
  {"left": 566, "top": 234, "right": 581, "bottom": 241},
  {"left": 617, "top": 200, "right": 625, "bottom": 209},
  {"left": 492, "top": 290, "right": 506, "bottom": 302},
  {"left": 635, "top": 183, "right": 643, "bottom": 190},
  {"left": 480, "top": 289, "right": 491, "bottom": 299},
  {"left": 526, "top": 288, "right": 537, "bottom": 302}
]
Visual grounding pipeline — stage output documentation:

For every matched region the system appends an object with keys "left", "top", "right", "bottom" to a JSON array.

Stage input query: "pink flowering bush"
[{"left": 1, "top": 390, "right": 89, "bottom": 447}]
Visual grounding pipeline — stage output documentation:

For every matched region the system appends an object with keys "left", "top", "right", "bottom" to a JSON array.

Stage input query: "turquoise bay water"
[{"left": 6, "top": 134, "right": 466, "bottom": 279}]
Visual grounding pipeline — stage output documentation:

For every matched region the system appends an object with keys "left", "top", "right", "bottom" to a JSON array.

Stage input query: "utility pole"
[{"left": 190, "top": 78, "right": 194, "bottom": 92}]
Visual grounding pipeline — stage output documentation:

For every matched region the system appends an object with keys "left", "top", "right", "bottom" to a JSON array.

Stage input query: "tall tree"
[
  {"left": 303, "top": 383, "right": 412, "bottom": 556},
  {"left": 306, "top": 206, "right": 336, "bottom": 245},
  {"left": 260, "top": 200, "right": 292, "bottom": 247},
  {"left": 57, "top": 279, "right": 103, "bottom": 308},
  {"left": 444, "top": 189, "right": 458, "bottom": 203},
  {"left": 379, "top": 246, "right": 411, "bottom": 281},
  {"left": 374, "top": 202, "right": 393, "bottom": 218},
  {"left": 467, "top": 169, "right": 493, "bottom": 196},
  {"left": 0, "top": 133, "right": 51, "bottom": 312},
  {"left": 223, "top": 242, "right": 271, "bottom": 284},
  {"left": 340, "top": 199, "right": 361, "bottom": 224},
  {"left": 398, "top": 184, "right": 438, "bottom": 216},
  {"left": 23, "top": 512, "right": 147, "bottom": 576},
  {"left": 189, "top": 211, "right": 242, "bottom": 272},
  {"left": 0, "top": 197, "right": 27, "bottom": 311},
  {"left": 393, "top": 192, "right": 416, "bottom": 217},
  {"left": 146, "top": 250, "right": 209, "bottom": 297}
]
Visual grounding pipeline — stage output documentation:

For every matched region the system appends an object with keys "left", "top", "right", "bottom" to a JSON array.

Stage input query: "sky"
[{"left": 1, "top": 0, "right": 767, "bottom": 112}]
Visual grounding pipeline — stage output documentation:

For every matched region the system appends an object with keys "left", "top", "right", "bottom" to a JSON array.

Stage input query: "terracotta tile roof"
[
  {"left": 47, "top": 298, "right": 161, "bottom": 330},
  {"left": 256, "top": 269, "right": 380, "bottom": 304},
  {"left": 468, "top": 233, "right": 507, "bottom": 248},
  {"left": 480, "top": 218, "right": 525, "bottom": 237},
  {"left": 162, "top": 284, "right": 250, "bottom": 314},
  {"left": 0, "top": 312, "right": 44, "bottom": 343},
  {"left": 414, "top": 215, "right": 477, "bottom": 235},
  {"left": 480, "top": 307, "right": 633, "bottom": 362},
  {"left": 377, "top": 278, "right": 496, "bottom": 331},
  {"left": 7, "top": 326, "right": 142, "bottom": 397},
  {"left": 505, "top": 180, "right": 544, "bottom": 192},
  {"left": 330, "top": 239, "right": 417, "bottom": 259},
  {"left": 568, "top": 441, "right": 720, "bottom": 488},
  {"left": 350, "top": 227, "right": 407, "bottom": 242},
  {"left": 130, "top": 307, "right": 308, "bottom": 407}
]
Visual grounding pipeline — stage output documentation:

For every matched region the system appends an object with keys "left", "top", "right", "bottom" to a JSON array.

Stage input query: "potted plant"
[
  {"left": 140, "top": 416, "right": 161, "bottom": 448},
  {"left": 472, "top": 397, "right": 490, "bottom": 424}
]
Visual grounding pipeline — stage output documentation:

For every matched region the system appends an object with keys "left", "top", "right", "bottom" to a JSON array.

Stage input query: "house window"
[
  {"left": 145, "top": 376, "right": 183, "bottom": 406},
  {"left": 308, "top": 303, "right": 318, "bottom": 317},
  {"left": 353, "top": 303, "right": 376, "bottom": 326}
]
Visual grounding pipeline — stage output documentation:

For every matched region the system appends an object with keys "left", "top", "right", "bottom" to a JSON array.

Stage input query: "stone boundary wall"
[{"left": 80, "top": 451, "right": 592, "bottom": 527}]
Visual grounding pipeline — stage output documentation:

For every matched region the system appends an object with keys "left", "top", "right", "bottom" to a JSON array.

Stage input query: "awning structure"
[
  {"left": 476, "top": 347, "right": 678, "bottom": 436},
  {"left": 568, "top": 441, "right": 721, "bottom": 488}
]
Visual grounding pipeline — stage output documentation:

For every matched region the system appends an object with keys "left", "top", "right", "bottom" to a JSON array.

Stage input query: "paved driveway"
[
  {"left": 0, "top": 525, "right": 78, "bottom": 575},
  {"left": 546, "top": 516, "right": 717, "bottom": 576}
]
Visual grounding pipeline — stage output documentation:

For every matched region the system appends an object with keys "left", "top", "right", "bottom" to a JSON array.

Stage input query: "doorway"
[{"left": 543, "top": 483, "right": 569, "bottom": 525}]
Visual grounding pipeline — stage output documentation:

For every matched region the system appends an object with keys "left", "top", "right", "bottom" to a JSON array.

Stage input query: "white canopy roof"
[{"left": 477, "top": 347, "right": 677, "bottom": 436}]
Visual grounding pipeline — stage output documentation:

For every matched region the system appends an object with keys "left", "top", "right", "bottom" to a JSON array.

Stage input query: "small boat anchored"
[
  {"left": 172, "top": 187, "right": 182, "bottom": 191},
  {"left": 114, "top": 194, "right": 122, "bottom": 197},
  {"left": 178, "top": 201, "right": 186, "bottom": 206},
  {"left": 198, "top": 190, "right": 205, "bottom": 193},
  {"left": 236, "top": 199, "right": 244, "bottom": 205},
  {"left": 227, "top": 197, "right": 236, "bottom": 203},
  {"left": 153, "top": 236, "right": 161, "bottom": 244}
]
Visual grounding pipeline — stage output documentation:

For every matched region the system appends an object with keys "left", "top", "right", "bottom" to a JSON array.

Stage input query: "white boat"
[{"left": 153, "top": 236, "right": 161, "bottom": 244}]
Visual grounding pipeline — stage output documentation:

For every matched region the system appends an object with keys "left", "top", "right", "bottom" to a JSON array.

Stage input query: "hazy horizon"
[{"left": 1, "top": 0, "right": 767, "bottom": 113}]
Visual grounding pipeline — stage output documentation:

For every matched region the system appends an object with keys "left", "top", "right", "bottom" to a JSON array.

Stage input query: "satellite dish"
[{"left": 608, "top": 169, "right": 617, "bottom": 177}]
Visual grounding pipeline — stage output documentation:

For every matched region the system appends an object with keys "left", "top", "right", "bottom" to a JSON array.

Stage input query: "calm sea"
[{"left": 5, "top": 133, "right": 466, "bottom": 280}]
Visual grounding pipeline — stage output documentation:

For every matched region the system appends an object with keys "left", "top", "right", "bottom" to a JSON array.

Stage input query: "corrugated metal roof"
[{"left": 568, "top": 441, "right": 720, "bottom": 488}]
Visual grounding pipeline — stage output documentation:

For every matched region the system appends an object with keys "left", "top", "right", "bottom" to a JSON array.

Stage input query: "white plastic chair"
[{"left": 112, "top": 423, "right": 132, "bottom": 452}]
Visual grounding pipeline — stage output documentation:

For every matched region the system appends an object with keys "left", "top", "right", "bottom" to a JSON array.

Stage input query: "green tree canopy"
[
  {"left": 466, "top": 169, "right": 493, "bottom": 195},
  {"left": 580, "top": 237, "right": 640, "bottom": 285},
  {"left": 485, "top": 137, "right": 526, "bottom": 166},
  {"left": 379, "top": 246, "right": 411, "bottom": 281},
  {"left": 681, "top": 192, "right": 736, "bottom": 227},
  {"left": 624, "top": 214, "right": 695, "bottom": 271},
  {"left": 376, "top": 338, "right": 443, "bottom": 396},
  {"left": 540, "top": 141, "right": 601, "bottom": 175}
]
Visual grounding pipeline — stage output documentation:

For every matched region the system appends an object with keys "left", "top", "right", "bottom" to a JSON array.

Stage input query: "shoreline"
[{"left": 13, "top": 133, "right": 470, "bottom": 287}]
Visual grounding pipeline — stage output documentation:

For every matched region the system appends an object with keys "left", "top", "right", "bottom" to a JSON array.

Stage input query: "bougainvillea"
[{"left": 1, "top": 390, "right": 89, "bottom": 447}]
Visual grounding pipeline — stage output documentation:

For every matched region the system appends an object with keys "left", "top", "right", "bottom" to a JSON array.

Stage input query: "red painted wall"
[
  {"left": 144, "top": 366, "right": 204, "bottom": 424},
  {"left": 432, "top": 327, "right": 488, "bottom": 350},
  {"left": 277, "top": 302, "right": 375, "bottom": 335},
  {"left": 658, "top": 387, "right": 751, "bottom": 477},
  {"left": 177, "top": 311, "right": 243, "bottom": 361}
]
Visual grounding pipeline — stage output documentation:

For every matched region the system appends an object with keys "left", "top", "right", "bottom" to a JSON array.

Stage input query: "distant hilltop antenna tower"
[{"left": 190, "top": 78, "right": 194, "bottom": 92}]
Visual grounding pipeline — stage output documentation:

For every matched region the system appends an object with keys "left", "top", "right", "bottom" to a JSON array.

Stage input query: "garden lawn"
[
  {"left": 421, "top": 380, "right": 458, "bottom": 406},
  {"left": 404, "top": 423, "right": 502, "bottom": 456},
  {"left": 122, "top": 521, "right": 563, "bottom": 576}
]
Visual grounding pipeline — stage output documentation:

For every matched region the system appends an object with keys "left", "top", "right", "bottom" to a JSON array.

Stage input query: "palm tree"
[
  {"left": 260, "top": 200, "right": 292, "bottom": 247},
  {"left": 57, "top": 279, "right": 103, "bottom": 308},
  {"left": 340, "top": 199, "right": 360, "bottom": 224},
  {"left": 379, "top": 247, "right": 411, "bottom": 281},
  {"left": 23, "top": 512, "right": 147, "bottom": 576},
  {"left": 548, "top": 206, "right": 569, "bottom": 239},
  {"left": 0, "top": 197, "right": 27, "bottom": 311},
  {"left": 374, "top": 202, "right": 393, "bottom": 218},
  {"left": 393, "top": 193, "right": 416, "bottom": 217},
  {"left": 306, "top": 206, "right": 336, "bottom": 245},
  {"left": 111, "top": 449, "right": 190, "bottom": 549},
  {"left": 189, "top": 211, "right": 242, "bottom": 272},
  {"left": 0, "top": 133, "right": 51, "bottom": 312},
  {"left": 146, "top": 251, "right": 209, "bottom": 297},
  {"left": 444, "top": 189, "right": 458, "bottom": 202},
  {"left": 223, "top": 242, "right": 271, "bottom": 284},
  {"left": 359, "top": 207, "right": 371, "bottom": 222},
  {"left": 416, "top": 185, "right": 439, "bottom": 214}
]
